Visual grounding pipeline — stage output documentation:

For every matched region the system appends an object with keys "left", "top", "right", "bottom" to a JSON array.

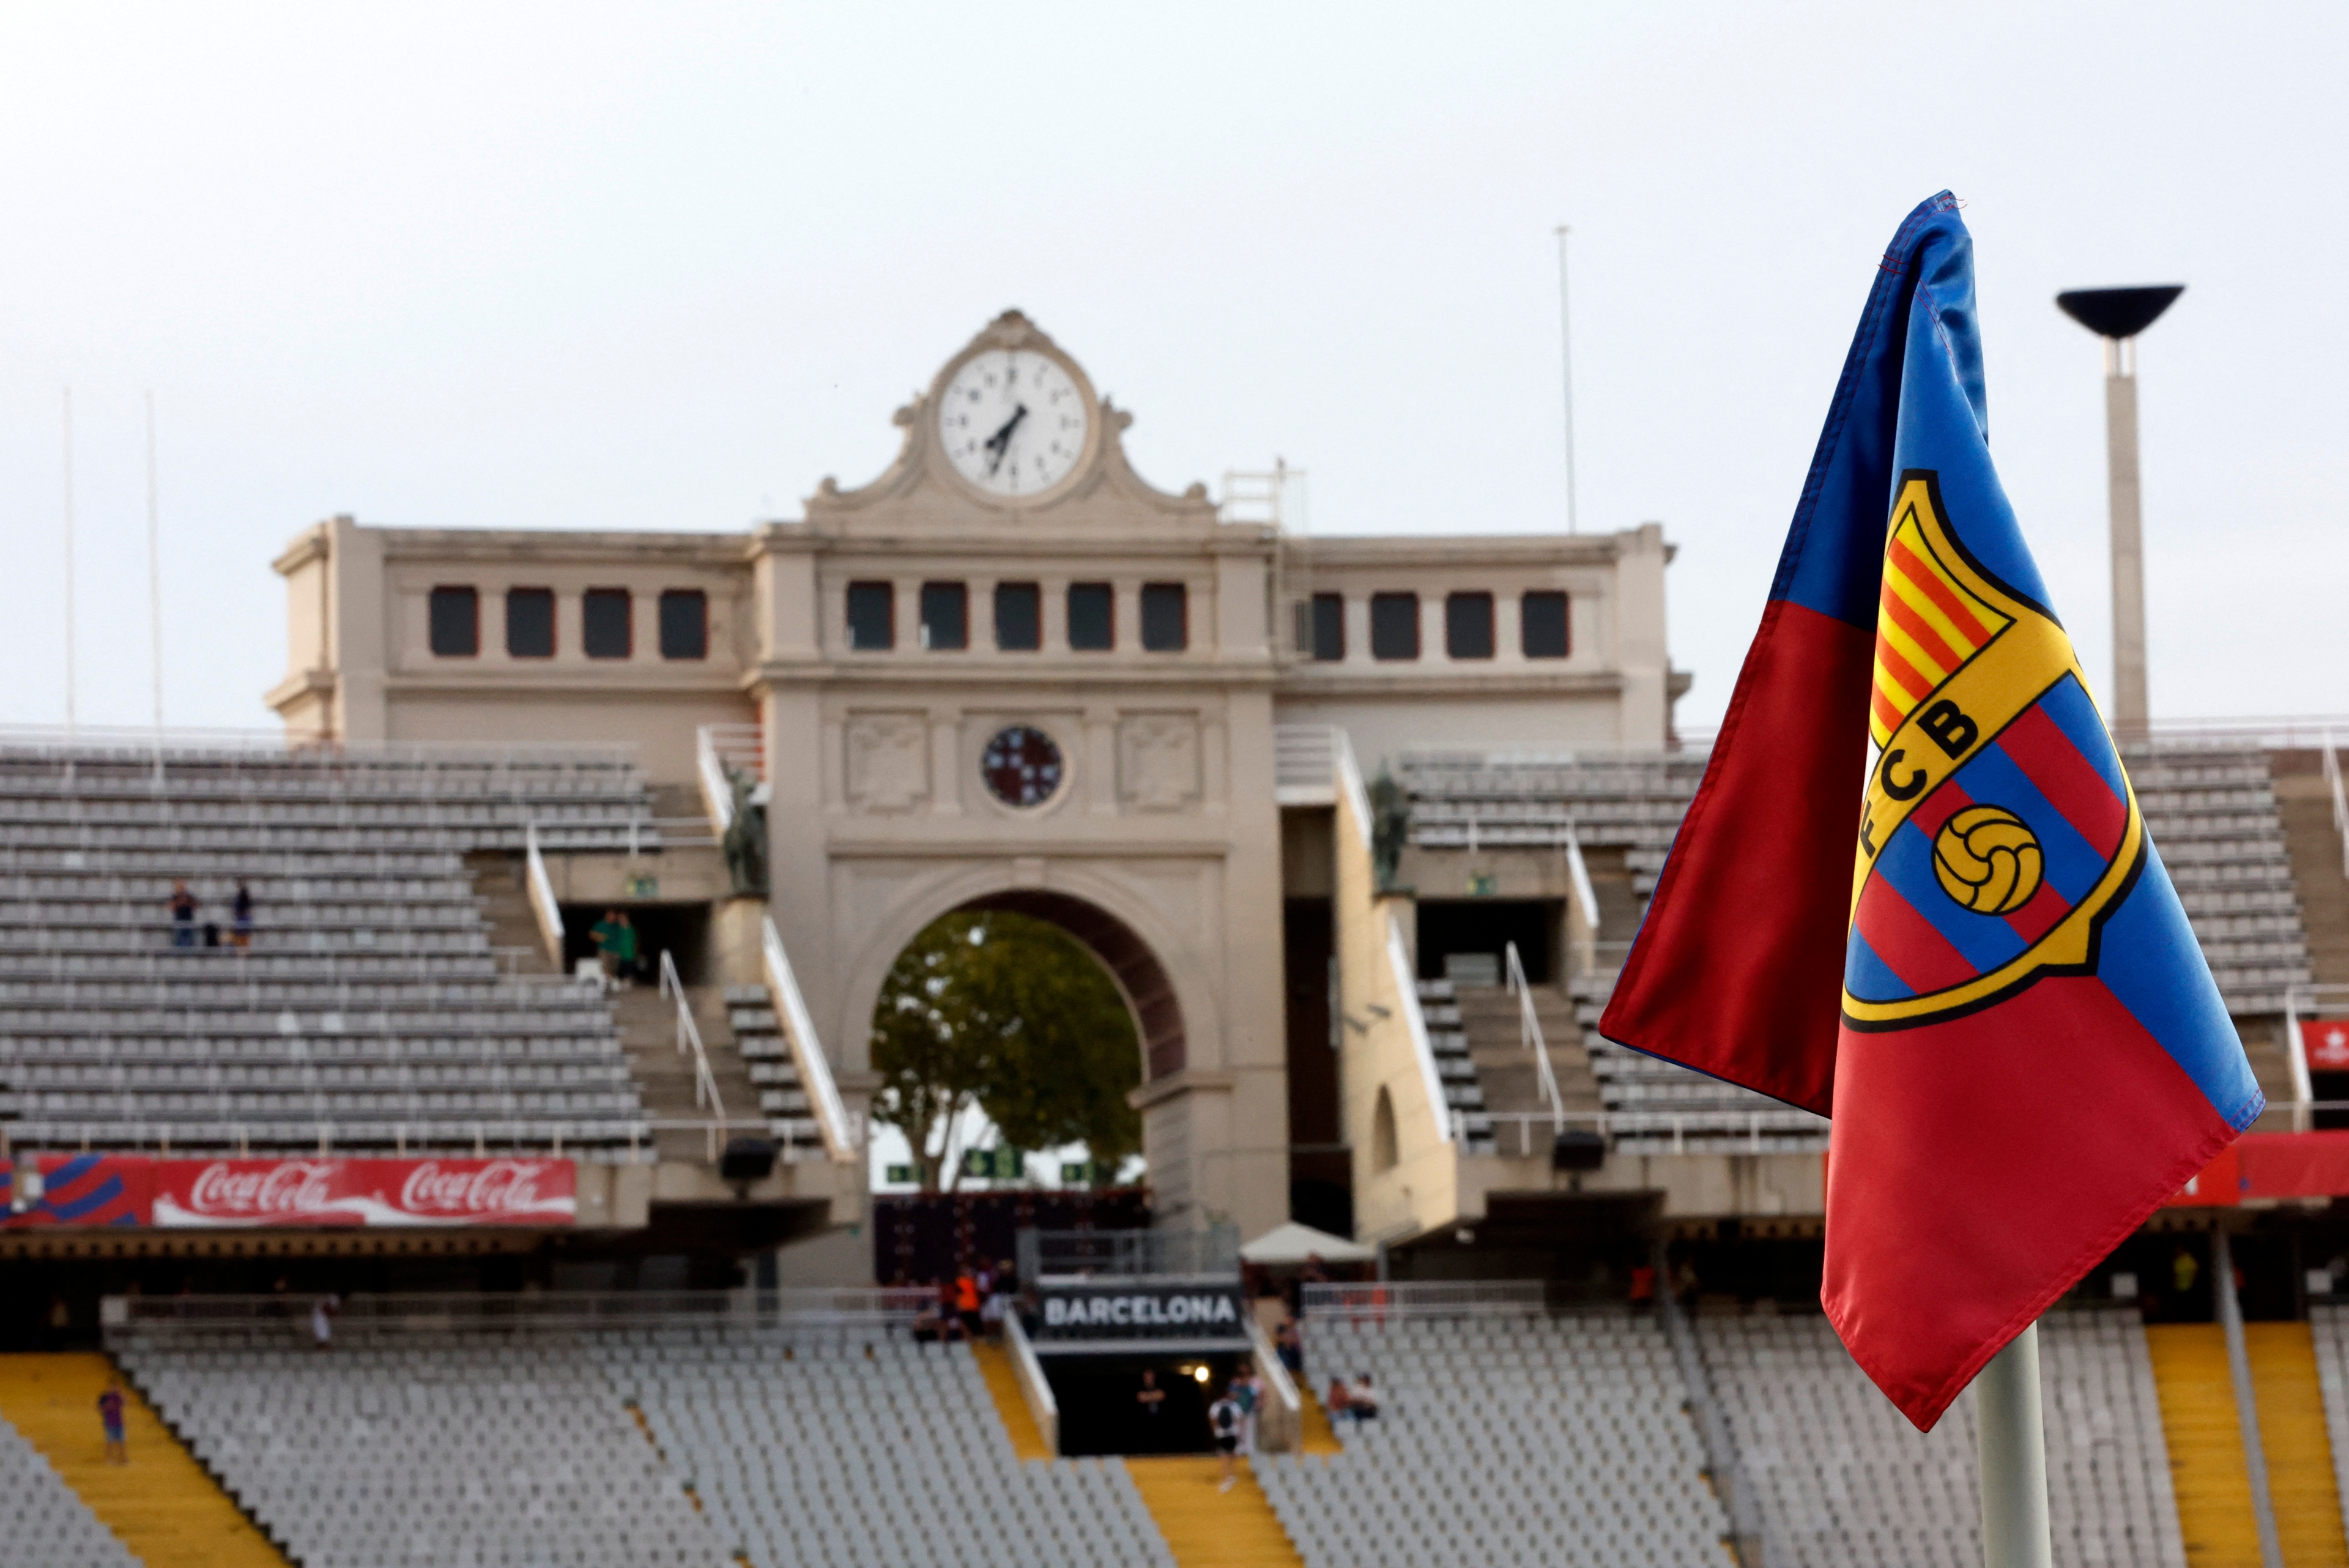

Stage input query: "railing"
[
  {"left": 1246, "top": 1313, "right": 1304, "bottom": 1454},
  {"left": 1563, "top": 828, "right": 1600, "bottom": 975},
  {"left": 1390, "top": 912, "right": 1452, "bottom": 1146},
  {"left": 1502, "top": 940, "right": 1565, "bottom": 1132},
  {"left": 760, "top": 915, "right": 856, "bottom": 1162},
  {"left": 2284, "top": 984, "right": 2349, "bottom": 1134},
  {"left": 523, "top": 821, "right": 564, "bottom": 967},
  {"left": 1335, "top": 729, "right": 1375, "bottom": 851},
  {"left": 0, "top": 723, "right": 640, "bottom": 766},
  {"left": 658, "top": 948, "right": 725, "bottom": 1122},
  {"left": 1469, "top": 1107, "right": 1829, "bottom": 1157},
  {"left": 103, "top": 1287, "right": 933, "bottom": 1345},
  {"left": 1004, "top": 1313, "right": 1061, "bottom": 1456},
  {"left": 1658, "top": 1244, "right": 1768, "bottom": 1563},
  {"left": 2326, "top": 733, "right": 2348, "bottom": 880},
  {"left": 1272, "top": 724, "right": 1340, "bottom": 804},
  {"left": 1301, "top": 1281, "right": 1548, "bottom": 1320},
  {"left": 0, "top": 1117, "right": 839, "bottom": 1166},
  {"left": 1017, "top": 1224, "right": 1241, "bottom": 1283},
  {"left": 697, "top": 723, "right": 765, "bottom": 833}
]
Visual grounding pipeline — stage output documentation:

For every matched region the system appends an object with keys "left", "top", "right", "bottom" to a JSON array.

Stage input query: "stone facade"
[{"left": 268, "top": 311, "right": 1681, "bottom": 1239}]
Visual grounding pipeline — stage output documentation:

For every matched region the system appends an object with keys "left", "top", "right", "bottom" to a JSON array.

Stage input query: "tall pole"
[
  {"left": 62, "top": 388, "right": 76, "bottom": 736},
  {"left": 1975, "top": 1321, "right": 2053, "bottom": 1568},
  {"left": 1554, "top": 225, "right": 1579, "bottom": 536},
  {"left": 2104, "top": 337, "right": 2149, "bottom": 738}
]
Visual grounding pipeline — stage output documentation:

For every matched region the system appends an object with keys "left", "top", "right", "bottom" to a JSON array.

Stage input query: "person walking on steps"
[
  {"left": 97, "top": 1378, "right": 127, "bottom": 1465},
  {"left": 231, "top": 881, "right": 255, "bottom": 951},
  {"left": 1209, "top": 1381, "right": 1245, "bottom": 1492}
]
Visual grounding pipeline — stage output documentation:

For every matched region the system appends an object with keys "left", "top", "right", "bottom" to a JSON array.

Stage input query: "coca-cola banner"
[{"left": 150, "top": 1157, "right": 575, "bottom": 1228}]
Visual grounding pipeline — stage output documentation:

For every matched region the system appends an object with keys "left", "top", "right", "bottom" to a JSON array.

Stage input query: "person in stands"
[
  {"left": 1208, "top": 1381, "right": 1245, "bottom": 1492},
  {"left": 590, "top": 910, "right": 623, "bottom": 983},
  {"left": 1349, "top": 1371, "right": 1379, "bottom": 1423},
  {"left": 1275, "top": 1320, "right": 1304, "bottom": 1377},
  {"left": 612, "top": 911, "right": 642, "bottom": 984},
  {"left": 169, "top": 880, "right": 198, "bottom": 949},
  {"left": 311, "top": 1293, "right": 340, "bottom": 1350},
  {"left": 1628, "top": 1261, "right": 1657, "bottom": 1314},
  {"left": 97, "top": 1378, "right": 128, "bottom": 1465},
  {"left": 911, "top": 1289, "right": 944, "bottom": 1343},
  {"left": 1324, "top": 1374, "right": 1354, "bottom": 1427},
  {"left": 1136, "top": 1369, "right": 1167, "bottom": 1425},
  {"left": 231, "top": 881, "right": 255, "bottom": 951},
  {"left": 953, "top": 1268, "right": 982, "bottom": 1339},
  {"left": 1233, "top": 1367, "right": 1261, "bottom": 1453}
]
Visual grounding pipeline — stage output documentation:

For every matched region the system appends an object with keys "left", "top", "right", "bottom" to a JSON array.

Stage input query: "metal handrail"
[
  {"left": 0, "top": 1116, "right": 833, "bottom": 1166},
  {"left": 1389, "top": 912, "right": 1451, "bottom": 1146},
  {"left": 1502, "top": 940, "right": 1565, "bottom": 1132},
  {"left": 1470, "top": 1108, "right": 1829, "bottom": 1158},
  {"left": 1301, "top": 1280, "right": 1547, "bottom": 1320},
  {"left": 0, "top": 723, "right": 640, "bottom": 764},
  {"left": 2325, "top": 732, "right": 2348, "bottom": 880},
  {"left": 761, "top": 915, "right": 857, "bottom": 1162},
  {"left": 658, "top": 948, "right": 725, "bottom": 1122},
  {"left": 1004, "top": 1313, "right": 1061, "bottom": 1456},
  {"left": 103, "top": 1287, "right": 933, "bottom": 1343},
  {"left": 523, "top": 821, "right": 563, "bottom": 965}
]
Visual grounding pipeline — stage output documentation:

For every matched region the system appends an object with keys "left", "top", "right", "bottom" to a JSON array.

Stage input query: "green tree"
[{"left": 869, "top": 910, "right": 1142, "bottom": 1191}]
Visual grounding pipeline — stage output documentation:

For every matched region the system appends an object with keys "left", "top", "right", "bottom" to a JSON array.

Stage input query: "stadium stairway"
[
  {"left": 1126, "top": 1456, "right": 1302, "bottom": 1568},
  {"left": 612, "top": 983, "right": 760, "bottom": 1161},
  {"left": 971, "top": 1341, "right": 1053, "bottom": 1461},
  {"left": 0, "top": 1353, "right": 287, "bottom": 1568},
  {"left": 465, "top": 849, "right": 562, "bottom": 975},
  {"left": 2245, "top": 1323, "right": 2349, "bottom": 1567},
  {"left": 1449, "top": 982, "right": 1601, "bottom": 1124},
  {"left": 2274, "top": 754, "right": 2349, "bottom": 987},
  {"left": 2148, "top": 1325, "right": 2267, "bottom": 1567}
]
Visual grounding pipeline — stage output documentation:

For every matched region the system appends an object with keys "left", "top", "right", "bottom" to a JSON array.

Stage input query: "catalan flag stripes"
[{"left": 1868, "top": 511, "right": 2009, "bottom": 746}]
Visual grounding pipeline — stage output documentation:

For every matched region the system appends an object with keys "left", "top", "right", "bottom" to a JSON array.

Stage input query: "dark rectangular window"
[
  {"left": 659, "top": 589, "right": 708, "bottom": 660},
  {"left": 428, "top": 586, "right": 478, "bottom": 657},
  {"left": 1068, "top": 582, "right": 1115, "bottom": 651},
  {"left": 1140, "top": 583, "right": 1188, "bottom": 652},
  {"left": 1370, "top": 592, "right": 1420, "bottom": 661},
  {"left": 1309, "top": 593, "right": 1345, "bottom": 661},
  {"left": 920, "top": 582, "right": 968, "bottom": 650},
  {"left": 1522, "top": 590, "right": 1570, "bottom": 658},
  {"left": 995, "top": 582, "right": 1041, "bottom": 652},
  {"left": 847, "top": 582, "right": 894, "bottom": 651},
  {"left": 504, "top": 588, "right": 554, "bottom": 658},
  {"left": 1445, "top": 592, "right": 1495, "bottom": 660},
  {"left": 582, "top": 589, "right": 632, "bottom": 659}
]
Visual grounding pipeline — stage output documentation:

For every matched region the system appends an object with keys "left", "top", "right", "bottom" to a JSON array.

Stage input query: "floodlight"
[{"left": 2055, "top": 286, "right": 2183, "bottom": 341}]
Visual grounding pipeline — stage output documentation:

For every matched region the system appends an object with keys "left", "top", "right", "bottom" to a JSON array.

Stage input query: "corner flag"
[{"left": 1600, "top": 192, "right": 2263, "bottom": 1430}]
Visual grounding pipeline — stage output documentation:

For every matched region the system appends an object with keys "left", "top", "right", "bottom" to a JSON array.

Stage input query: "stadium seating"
[
  {"left": 0, "top": 1411, "right": 138, "bottom": 1568},
  {"left": 1699, "top": 1310, "right": 2184, "bottom": 1568},
  {"left": 729, "top": 984, "right": 823, "bottom": 1150},
  {"left": 1260, "top": 1310, "right": 1729, "bottom": 1567},
  {"left": 604, "top": 1329, "right": 1174, "bottom": 1568},
  {"left": 1400, "top": 741, "right": 2318, "bottom": 1150},
  {"left": 0, "top": 742, "right": 658, "bottom": 1153},
  {"left": 121, "top": 1337, "right": 731, "bottom": 1568}
]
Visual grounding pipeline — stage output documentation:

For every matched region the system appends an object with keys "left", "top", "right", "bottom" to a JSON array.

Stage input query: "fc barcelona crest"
[{"left": 1841, "top": 471, "right": 2145, "bottom": 1030}]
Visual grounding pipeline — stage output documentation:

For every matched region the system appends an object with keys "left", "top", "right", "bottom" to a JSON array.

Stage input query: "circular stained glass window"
[{"left": 980, "top": 724, "right": 1064, "bottom": 809}]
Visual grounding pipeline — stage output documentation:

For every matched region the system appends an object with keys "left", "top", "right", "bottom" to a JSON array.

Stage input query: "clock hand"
[{"left": 983, "top": 404, "right": 1030, "bottom": 475}]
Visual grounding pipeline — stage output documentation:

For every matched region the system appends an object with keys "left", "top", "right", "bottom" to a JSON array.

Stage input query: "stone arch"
[
  {"left": 833, "top": 868, "right": 1200, "bottom": 1088},
  {"left": 955, "top": 889, "right": 1186, "bottom": 1082}
]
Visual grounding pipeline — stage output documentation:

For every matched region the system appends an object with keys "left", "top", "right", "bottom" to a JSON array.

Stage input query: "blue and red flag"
[
  {"left": 1600, "top": 192, "right": 2263, "bottom": 1430},
  {"left": 0, "top": 1153, "right": 154, "bottom": 1228}
]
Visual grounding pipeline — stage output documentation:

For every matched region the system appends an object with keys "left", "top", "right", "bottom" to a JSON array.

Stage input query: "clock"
[
  {"left": 980, "top": 725, "right": 1064, "bottom": 808},
  {"left": 938, "top": 349, "right": 1090, "bottom": 498}
]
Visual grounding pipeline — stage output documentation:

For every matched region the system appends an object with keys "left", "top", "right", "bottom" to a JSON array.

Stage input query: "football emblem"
[{"left": 1933, "top": 805, "right": 2044, "bottom": 915}]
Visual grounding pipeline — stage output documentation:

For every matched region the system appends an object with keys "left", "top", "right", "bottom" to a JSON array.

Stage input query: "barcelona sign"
[{"left": 1842, "top": 472, "right": 2145, "bottom": 1030}]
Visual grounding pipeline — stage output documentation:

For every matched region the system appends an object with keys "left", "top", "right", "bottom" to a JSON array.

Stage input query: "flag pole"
[{"left": 1976, "top": 1320, "right": 2053, "bottom": 1568}]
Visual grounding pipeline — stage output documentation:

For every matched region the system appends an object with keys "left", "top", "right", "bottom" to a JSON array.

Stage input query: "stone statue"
[
  {"left": 722, "top": 767, "right": 769, "bottom": 896},
  {"left": 1369, "top": 770, "right": 1410, "bottom": 893}
]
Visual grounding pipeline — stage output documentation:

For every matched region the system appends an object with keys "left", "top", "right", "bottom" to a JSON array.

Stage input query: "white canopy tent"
[{"left": 1239, "top": 1221, "right": 1376, "bottom": 1266}]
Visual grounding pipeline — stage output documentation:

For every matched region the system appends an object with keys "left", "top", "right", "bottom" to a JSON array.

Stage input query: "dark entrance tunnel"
[{"left": 1041, "top": 1350, "right": 1245, "bottom": 1457}]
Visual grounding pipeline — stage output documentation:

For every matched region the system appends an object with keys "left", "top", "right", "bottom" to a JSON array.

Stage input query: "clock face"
[
  {"left": 938, "top": 349, "right": 1090, "bottom": 498},
  {"left": 980, "top": 725, "right": 1064, "bottom": 808}
]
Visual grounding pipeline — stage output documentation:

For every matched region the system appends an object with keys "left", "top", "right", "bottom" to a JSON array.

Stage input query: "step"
[
  {"left": 1125, "top": 1455, "right": 1303, "bottom": 1567},
  {"left": 0, "top": 1351, "right": 289, "bottom": 1567},
  {"left": 2245, "top": 1322, "right": 2349, "bottom": 1567},
  {"left": 2146, "top": 1324, "right": 2266, "bottom": 1567}
]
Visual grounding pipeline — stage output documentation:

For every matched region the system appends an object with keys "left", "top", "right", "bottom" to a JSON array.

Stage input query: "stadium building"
[{"left": 4, "top": 312, "right": 2349, "bottom": 1566}]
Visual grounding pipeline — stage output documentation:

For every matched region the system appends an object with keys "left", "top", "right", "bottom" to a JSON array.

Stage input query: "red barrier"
[
  {"left": 2169, "top": 1131, "right": 2349, "bottom": 1207},
  {"left": 149, "top": 1157, "right": 575, "bottom": 1228}
]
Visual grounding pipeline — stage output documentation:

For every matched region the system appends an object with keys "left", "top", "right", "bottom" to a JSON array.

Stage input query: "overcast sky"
[{"left": 1, "top": 2, "right": 2342, "bottom": 737}]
